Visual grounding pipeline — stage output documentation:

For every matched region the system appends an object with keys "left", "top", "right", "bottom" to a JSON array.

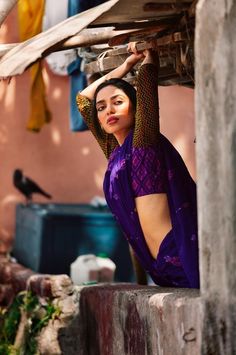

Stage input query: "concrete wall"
[
  {"left": 196, "top": 0, "right": 236, "bottom": 353},
  {"left": 75, "top": 284, "right": 202, "bottom": 355}
]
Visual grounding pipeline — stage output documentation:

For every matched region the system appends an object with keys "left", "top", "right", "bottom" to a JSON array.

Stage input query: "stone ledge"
[
  {"left": 0, "top": 255, "right": 73, "bottom": 306},
  {"left": 0, "top": 255, "right": 35, "bottom": 305},
  {"left": 37, "top": 284, "right": 203, "bottom": 355},
  {"left": 0, "top": 256, "right": 203, "bottom": 354},
  {"left": 74, "top": 284, "right": 202, "bottom": 355}
]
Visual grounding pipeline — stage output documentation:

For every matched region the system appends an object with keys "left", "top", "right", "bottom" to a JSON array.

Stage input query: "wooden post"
[{"left": 195, "top": 0, "right": 236, "bottom": 353}]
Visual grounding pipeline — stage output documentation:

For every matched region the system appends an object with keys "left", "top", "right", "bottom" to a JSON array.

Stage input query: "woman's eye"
[
  {"left": 97, "top": 106, "right": 105, "bottom": 112},
  {"left": 115, "top": 100, "right": 123, "bottom": 105}
]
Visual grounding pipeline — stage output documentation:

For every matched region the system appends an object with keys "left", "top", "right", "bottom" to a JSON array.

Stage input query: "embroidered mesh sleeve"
[
  {"left": 133, "top": 64, "right": 160, "bottom": 148},
  {"left": 76, "top": 93, "right": 118, "bottom": 159}
]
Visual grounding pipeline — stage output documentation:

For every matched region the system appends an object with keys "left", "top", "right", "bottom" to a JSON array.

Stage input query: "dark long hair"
[{"left": 92, "top": 78, "right": 137, "bottom": 123}]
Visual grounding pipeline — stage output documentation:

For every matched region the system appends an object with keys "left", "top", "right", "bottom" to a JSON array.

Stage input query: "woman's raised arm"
[
  {"left": 80, "top": 52, "right": 143, "bottom": 100},
  {"left": 132, "top": 47, "right": 160, "bottom": 147}
]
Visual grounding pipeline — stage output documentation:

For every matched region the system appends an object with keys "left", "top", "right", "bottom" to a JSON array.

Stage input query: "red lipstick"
[{"left": 107, "top": 116, "right": 119, "bottom": 125}]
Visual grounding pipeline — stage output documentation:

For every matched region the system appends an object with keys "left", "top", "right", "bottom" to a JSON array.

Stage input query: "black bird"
[{"left": 13, "top": 169, "right": 52, "bottom": 203}]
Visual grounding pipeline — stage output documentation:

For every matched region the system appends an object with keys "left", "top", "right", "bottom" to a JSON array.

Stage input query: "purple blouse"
[{"left": 104, "top": 131, "right": 199, "bottom": 288}]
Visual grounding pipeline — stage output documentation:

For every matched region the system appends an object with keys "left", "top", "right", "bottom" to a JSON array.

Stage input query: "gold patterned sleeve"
[
  {"left": 76, "top": 93, "right": 118, "bottom": 159},
  {"left": 133, "top": 63, "right": 160, "bottom": 148}
]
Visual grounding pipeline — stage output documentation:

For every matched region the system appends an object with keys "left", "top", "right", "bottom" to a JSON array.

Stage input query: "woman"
[{"left": 76, "top": 43, "right": 199, "bottom": 288}]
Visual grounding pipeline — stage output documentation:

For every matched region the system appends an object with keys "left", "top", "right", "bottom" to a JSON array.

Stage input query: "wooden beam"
[
  {"left": 0, "top": 28, "right": 133, "bottom": 58},
  {"left": 143, "top": 2, "right": 192, "bottom": 12},
  {"left": 61, "top": 28, "right": 136, "bottom": 50},
  {"left": 106, "top": 17, "right": 181, "bottom": 31},
  {"left": 109, "top": 31, "right": 191, "bottom": 55},
  {"left": 84, "top": 41, "right": 177, "bottom": 74},
  {"left": 108, "top": 23, "right": 173, "bottom": 46},
  {"left": 92, "top": 0, "right": 193, "bottom": 27}
]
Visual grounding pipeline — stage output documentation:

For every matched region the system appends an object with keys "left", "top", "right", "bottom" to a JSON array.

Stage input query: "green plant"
[
  {"left": 0, "top": 294, "right": 23, "bottom": 354},
  {"left": 0, "top": 291, "right": 61, "bottom": 355}
]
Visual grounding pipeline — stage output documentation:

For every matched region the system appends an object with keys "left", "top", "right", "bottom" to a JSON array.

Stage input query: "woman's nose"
[{"left": 106, "top": 103, "right": 115, "bottom": 114}]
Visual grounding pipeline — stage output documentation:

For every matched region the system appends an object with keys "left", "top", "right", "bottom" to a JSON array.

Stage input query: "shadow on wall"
[{"left": 159, "top": 85, "right": 196, "bottom": 182}]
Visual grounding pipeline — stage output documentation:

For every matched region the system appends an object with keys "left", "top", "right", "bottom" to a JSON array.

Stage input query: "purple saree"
[
  {"left": 104, "top": 130, "right": 199, "bottom": 288},
  {"left": 77, "top": 63, "right": 199, "bottom": 288}
]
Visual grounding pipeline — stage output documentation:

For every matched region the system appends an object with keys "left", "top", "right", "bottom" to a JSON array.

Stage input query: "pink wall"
[{"left": 0, "top": 7, "right": 196, "bottom": 253}]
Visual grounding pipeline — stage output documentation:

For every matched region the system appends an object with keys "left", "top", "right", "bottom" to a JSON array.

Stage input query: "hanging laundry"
[
  {"left": 67, "top": 0, "right": 87, "bottom": 132},
  {"left": 67, "top": 0, "right": 107, "bottom": 132},
  {"left": 67, "top": 57, "right": 88, "bottom": 132},
  {"left": 18, "top": 0, "right": 51, "bottom": 132},
  {"left": 43, "top": 0, "right": 76, "bottom": 76}
]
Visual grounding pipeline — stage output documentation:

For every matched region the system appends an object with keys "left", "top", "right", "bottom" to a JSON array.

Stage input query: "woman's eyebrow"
[
  {"left": 96, "top": 99, "right": 106, "bottom": 106},
  {"left": 96, "top": 94, "right": 124, "bottom": 106},
  {"left": 111, "top": 94, "right": 124, "bottom": 100}
]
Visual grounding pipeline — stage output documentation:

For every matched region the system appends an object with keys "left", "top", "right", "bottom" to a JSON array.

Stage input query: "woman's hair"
[{"left": 92, "top": 78, "right": 137, "bottom": 122}]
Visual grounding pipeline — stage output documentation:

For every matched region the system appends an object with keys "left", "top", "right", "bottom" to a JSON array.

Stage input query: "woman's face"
[{"left": 95, "top": 85, "right": 135, "bottom": 145}]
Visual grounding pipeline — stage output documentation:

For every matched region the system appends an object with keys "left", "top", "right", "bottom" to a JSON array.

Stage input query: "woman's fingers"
[
  {"left": 126, "top": 52, "right": 144, "bottom": 66},
  {"left": 127, "top": 40, "right": 159, "bottom": 54},
  {"left": 126, "top": 41, "right": 159, "bottom": 67},
  {"left": 127, "top": 42, "right": 139, "bottom": 54}
]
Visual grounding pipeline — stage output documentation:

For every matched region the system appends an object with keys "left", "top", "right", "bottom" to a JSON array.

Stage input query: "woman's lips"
[{"left": 107, "top": 116, "right": 119, "bottom": 125}]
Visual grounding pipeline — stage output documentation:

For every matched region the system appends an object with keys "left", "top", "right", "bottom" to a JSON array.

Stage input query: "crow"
[{"left": 13, "top": 169, "right": 52, "bottom": 203}]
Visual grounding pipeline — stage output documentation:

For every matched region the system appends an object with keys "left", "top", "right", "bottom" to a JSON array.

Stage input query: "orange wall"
[{"left": 0, "top": 7, "right": 196, "bottom": 252}]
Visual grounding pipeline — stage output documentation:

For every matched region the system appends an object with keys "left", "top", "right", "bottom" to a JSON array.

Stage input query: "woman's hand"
[
  {"left": 127, "top": 42, "right": 140, "bottom": 55},
  {"left": 125, "top": 42, "right": 143, "bottom": 67},
  {"left": 127, "top": 41, "right": 160, "bottom": 69},
  {"left": 125, "top": 52, "right": 144, "bottom": 66}
]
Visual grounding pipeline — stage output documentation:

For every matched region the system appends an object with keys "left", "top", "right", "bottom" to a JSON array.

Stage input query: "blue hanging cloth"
[
  {"left": 67, "top": 0, "right": 107, "bottom": 132},
  {"left": 67, "top": 56, "right": 88, "bottom": 132},
  {"left": 67, "top": 0, "right": 87, "bottom": 132}
]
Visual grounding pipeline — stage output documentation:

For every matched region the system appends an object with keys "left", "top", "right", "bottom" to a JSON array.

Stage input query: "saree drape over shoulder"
[{"left": 76, "top": 63, "right": 199, "bottom": 288}]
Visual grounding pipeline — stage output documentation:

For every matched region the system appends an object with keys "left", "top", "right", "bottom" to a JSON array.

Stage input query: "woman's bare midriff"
[{"left": 135, "top": 193, "right": 172, "bottom": 259}]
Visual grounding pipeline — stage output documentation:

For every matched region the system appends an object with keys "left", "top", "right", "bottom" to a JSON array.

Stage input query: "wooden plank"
[
  {"left": 0, "top": 28, "right": 135, "bottom": 58},
  {"left": 84, "top": 36, "right": 194, "bottom": 87},
  {"left": 86, "top": 53, "right": 175, "bottom": 75},
  {"left": 107, "top": 32, "right": 190, "bottom": 57},
  {"left": 61, "top": 28, "right": 136, "bottom": 50},
  {"left": 0, "top": 0, "right": 118, "bottom": 78},
  {"left": 143, "top": 2, "right": 192, "bottom": 12},
  {"left": 0, "top": 43, "right": 16, "bottom": 57},
  {"left": 108, "top": 22, "right": 173, "bottom": 46},
  {"left": 84, "top": 41, "right": 177, "bottom": 74},
  {"left": 107, "top": 17, "right": 181, "bottom": 31},
  {"left": 84, "top": 54, "right": 192, "bottom": 86}
]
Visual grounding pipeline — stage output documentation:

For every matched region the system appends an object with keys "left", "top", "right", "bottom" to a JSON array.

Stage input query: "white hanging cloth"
[{"left": 43, "top": 0, "right": 76, "bottom": 75}]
